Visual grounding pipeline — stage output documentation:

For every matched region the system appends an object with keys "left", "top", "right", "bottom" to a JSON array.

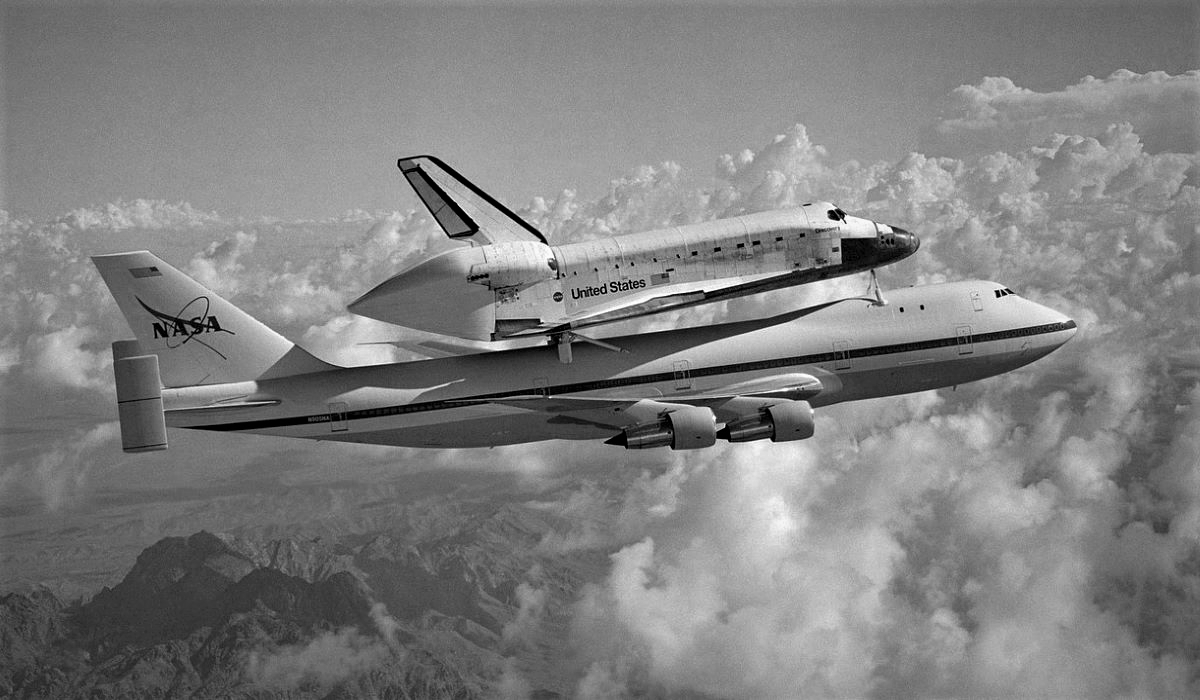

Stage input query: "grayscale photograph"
[{"left": 1, "top": 1, "right": 1197, "bottom": 697}]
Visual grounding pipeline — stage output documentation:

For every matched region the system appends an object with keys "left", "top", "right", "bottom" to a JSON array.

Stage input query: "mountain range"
[{"left": 1, "top": 500, "right": 609, "bottom": 698}]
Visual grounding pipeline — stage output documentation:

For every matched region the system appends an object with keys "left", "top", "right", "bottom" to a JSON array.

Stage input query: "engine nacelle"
[
  {"left": 112, "top": 341, "right": 168, "bottom": 453},
  {"left": 608, "top": 406, "right": 717, "bottom": 450},
  {"left": 467, "top": 240, "right": 558, "bottom": 291},
  {"left": 717, "top": 400, "right": 814, "bottom": 443}
]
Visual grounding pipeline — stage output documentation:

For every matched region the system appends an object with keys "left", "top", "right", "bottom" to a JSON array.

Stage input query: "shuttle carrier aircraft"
[
  {"left": 94, "top": 251, "right": 1075, "bottom": 452},
  {"left": 348, "top": 156, "right": 919, "bottom": 360}
]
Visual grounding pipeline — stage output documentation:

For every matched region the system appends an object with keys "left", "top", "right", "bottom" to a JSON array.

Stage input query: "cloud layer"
[{"left": 2, "top": 70, "right": 1198, "bottom": 697}]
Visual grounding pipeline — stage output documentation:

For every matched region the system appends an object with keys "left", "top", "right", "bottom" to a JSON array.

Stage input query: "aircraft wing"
[
  {"left": 466, "top": 372, "right": 824, "bottom": 428},
  {"left": 398, "top": 155, "right": 548, "bottom": 245}
]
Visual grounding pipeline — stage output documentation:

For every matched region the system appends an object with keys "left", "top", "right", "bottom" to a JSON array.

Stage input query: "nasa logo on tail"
[{"left": 136, "top": 296, "right": 234, "bottom": 358}]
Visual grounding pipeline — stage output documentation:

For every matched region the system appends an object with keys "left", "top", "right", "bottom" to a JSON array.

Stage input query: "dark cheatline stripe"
[{"left": 195, "top": 320, "right": 1076, "bottom": 432}]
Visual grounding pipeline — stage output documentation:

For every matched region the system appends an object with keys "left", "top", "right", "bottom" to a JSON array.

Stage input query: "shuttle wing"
[
  {"left": 502, "top": 268, "right": 844, "bottom": 338},
  {"left": 398, "top": 155, "right": 547, "bottom": 245}
]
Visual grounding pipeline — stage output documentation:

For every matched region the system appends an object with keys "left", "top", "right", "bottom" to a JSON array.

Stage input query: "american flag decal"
[{"left": 651, "top": 272, "right": 670, "bottom": 285}]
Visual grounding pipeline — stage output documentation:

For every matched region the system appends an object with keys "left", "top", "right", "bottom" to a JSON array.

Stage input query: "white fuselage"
[{"left": 164, "top": 280, "right": 1075, "bottom": 448}]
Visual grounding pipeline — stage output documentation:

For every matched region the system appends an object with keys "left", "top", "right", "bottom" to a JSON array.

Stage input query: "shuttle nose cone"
[
  {"left": 840, "top": 223, "right": 921, "bottom": 269},
  {"left": 890, "top": 226, "right": 919, "bottom": 253}
]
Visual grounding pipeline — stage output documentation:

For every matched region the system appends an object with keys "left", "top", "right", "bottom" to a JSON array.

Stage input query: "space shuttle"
[{"left": 350, "top": 156, "right": 919, "bottom": 359}]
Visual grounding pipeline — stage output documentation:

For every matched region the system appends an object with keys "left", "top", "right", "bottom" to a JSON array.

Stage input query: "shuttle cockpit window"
[{"left": 827, "top": 208, "right": 847, "bottom": 222}]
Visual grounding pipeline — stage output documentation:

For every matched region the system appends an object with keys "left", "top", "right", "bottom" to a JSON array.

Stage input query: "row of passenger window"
[{"left": 342, "top": 322, "right": 1073, "bottom": 423}]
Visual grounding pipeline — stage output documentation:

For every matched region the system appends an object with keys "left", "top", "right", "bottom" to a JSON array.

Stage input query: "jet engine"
[
  {"left": 716, "top": 400, "right": 815, "bottom": 443},
  {"left": 606, "top": 406, "right": 717, "bottom": 450}
]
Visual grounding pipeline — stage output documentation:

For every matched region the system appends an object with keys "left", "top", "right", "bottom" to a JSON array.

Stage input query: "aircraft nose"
[
  {"left": 1034, "top": 301, "right": 1077, "bottom": 349},
  {"left": 1058, "top": 315, "right": 1078, "bottom": 343}
]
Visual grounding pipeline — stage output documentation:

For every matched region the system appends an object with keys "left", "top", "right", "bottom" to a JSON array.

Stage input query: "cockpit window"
[
  {"left": 993, "top": 288, "right": 1016, "bottom": 298},
  {"left": 827, "top": 208, "right": 847, "bottom": 222}
]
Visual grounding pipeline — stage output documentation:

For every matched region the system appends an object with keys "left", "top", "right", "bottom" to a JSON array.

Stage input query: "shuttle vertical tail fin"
[
  {"left": 92, "top": 251, "right": 334, "bottom": 387},
  {"left": 398, "top": 155, "right": 548, "bottom": 245}
]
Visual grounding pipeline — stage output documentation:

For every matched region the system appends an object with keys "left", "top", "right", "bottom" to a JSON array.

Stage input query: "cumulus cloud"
[
  {"left": 185, "top": 230, "right": 258, "bottom": 293},
  {"left": 925, "top": 69, "right": 1200, "bottom": 157},
  {"left": 246, "top": 601, "right": 404, "bottom": 690},
  {"left": 557, "top": 71, "right": 1199, "bottom": 698},
  {"left": 501, "top": 579, "right": 548, "bottom": 648},
  {"left": 52, "top": 198, "right": 225, "bottom": 233},
  {"left": 300, "top": 314, "right": 402, "bottom": 366},
  {"left": 533, "top": 463, "right": 690, "bottom": 555},
  {"left": 22, "top": 325, "right": 110, "bottom": 390}
]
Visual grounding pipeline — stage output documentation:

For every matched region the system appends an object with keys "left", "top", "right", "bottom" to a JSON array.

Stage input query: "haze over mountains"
[
  {"left": 3, "top": 70, "right": 1199, "bottom": 697},
  {"left": 2, "top": 511, "right": 595, "bottom": 697}
]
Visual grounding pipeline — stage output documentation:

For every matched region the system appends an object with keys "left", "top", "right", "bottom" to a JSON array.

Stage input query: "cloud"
[
  {"left": 561, "top": 71, "right": 1200, "bottom": 698},
  {"left": 532, "top": 463, "right": 690, "bottom": 555},
  {"left": 0, "top": 422, "right": 120, "bottom": 512},
  {"left": 185, "top": 230, "right": 257, "bottom": 293},
  {"left": 50, "top": 199, "right": 225, "bottom": 233},
  {"left": 247, "top": 626, "right": 391, "bottom": 689},
  {"left": 925, "top": 69, "right": 1200, "bottom": 157},
  {"left": 501, "top": 580, "right": 548, "bottom": 647},
  {"left": 300, "top": 314, "right": 400, "bottom": 367},
  {"left": 22, "top": 325, "right": 110, "bottom": 390},
  {"left": 246, "top": 601, "right": 404, "bottom": 690}
]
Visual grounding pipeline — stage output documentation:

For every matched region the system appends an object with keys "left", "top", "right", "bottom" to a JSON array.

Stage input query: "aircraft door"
[
  {"left": 673, "top": 360, "right": 693, "bottom": 391},
  {"left": 956, "top": 325, "right": 974, "bottom": 355},
  {"left": 328, "top": 402, "right": 348, "bottom": 432},
  {"left": 816, "top": 227, "right": 842, "bottom": 266},
  {"left": 815, "top": 206, "right": 844, "bottom": 266},
  {"left": 833, "top": 340, "right": 851, "bottom": 370},
  {"left": 970, "top": 291, "right": 983, "bottom": 312}
]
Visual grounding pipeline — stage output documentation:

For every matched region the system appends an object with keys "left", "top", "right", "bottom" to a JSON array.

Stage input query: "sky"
[
  {"left": 2, "top": 1, "right": 1200, "bottom": 698},
  {"left": 3, "top": 2, "right": 1196, "bottom": 220}
]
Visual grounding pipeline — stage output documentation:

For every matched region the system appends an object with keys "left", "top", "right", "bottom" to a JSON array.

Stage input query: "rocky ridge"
[{"left": 1, "top": 501, "right": 604, "bottom": 699}]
